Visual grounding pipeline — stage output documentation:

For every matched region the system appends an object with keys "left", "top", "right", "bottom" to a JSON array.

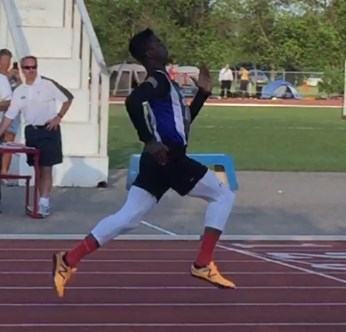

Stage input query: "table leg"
[
  {"left": 25, "top": 178, "right": 30, "bottom": 210},
  {"left": 32, "top": 151, "right": 40, "bottom": 218}
]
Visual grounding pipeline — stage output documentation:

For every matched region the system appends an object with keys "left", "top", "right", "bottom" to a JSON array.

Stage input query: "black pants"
[
  {"left": 220, "top": 80, "right": 232, "bottom": 98},
  {"left": 240, "top": 80, "right": 249, "bottom": 96},
  {"left": 25, "top": 125, "right": 63, "bottom": 166}
]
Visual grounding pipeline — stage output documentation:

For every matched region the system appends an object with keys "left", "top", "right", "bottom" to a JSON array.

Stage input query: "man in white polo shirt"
[
  {"left": 218, "top": 64, "right": 233, "bottom": 98},
  {"left": 0, "top": 55, "right": 73, "bottom": 217}
]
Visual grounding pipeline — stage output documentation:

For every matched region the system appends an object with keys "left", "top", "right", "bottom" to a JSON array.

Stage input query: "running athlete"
[{"left": 52, "top": 29, "right": 236, "bottom": 297}]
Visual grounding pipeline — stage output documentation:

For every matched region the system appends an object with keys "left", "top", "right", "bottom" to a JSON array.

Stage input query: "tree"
[{"left": 84, "top": 0, "right": 346, "bottom": 72}]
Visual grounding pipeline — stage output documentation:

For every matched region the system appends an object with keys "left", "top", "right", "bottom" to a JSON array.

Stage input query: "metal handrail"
[
  {"left": 75, "top": 0, "right": 109, "bottom": 76},
  {"left": 1, "top": 0, "right": 30, "bottom": 59}
]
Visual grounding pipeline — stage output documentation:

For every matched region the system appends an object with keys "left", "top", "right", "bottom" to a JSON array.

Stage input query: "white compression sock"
[
  {"left": 188, "top": 170, "right": 235, "bottom": 231},
  {"left": 91, "top": 186, "right": 157, "bottom": 246}
]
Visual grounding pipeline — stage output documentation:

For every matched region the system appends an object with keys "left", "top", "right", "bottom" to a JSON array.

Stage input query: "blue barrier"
[{"left": 126, "top": 153, "right": 238, "bottom": 191}]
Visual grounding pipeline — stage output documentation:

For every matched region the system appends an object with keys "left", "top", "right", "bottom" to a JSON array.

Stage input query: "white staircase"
[{"left": 0, "top": 0, "right": 109, "bottom": 187}]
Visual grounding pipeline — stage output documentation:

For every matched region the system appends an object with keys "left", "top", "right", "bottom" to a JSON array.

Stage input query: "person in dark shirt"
[{"left": 52, "top": 28, "right": 236, "bottom": 298}]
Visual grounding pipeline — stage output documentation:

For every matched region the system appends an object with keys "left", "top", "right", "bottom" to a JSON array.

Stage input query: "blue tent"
[{"left": 261, "top": 80, "right": 302, "bottom": 99}]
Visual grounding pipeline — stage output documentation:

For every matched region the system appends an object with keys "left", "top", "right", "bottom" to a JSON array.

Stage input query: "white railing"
[
  {"left": 1, "top": 0, "right": 29, "bottom": 59},
  {"left": 75, "top": 0, "right": 109, "bottom": 157}
]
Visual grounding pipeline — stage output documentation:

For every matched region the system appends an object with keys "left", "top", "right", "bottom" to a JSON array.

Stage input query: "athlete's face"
[{"left": 146, "top": 35, "right": 169, "bottom": 65}]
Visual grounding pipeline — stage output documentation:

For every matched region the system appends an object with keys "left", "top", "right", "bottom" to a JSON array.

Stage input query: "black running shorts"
[
  {"left": 25, "top": 125, "right": 63, "bottom": 167},
  {"left": 133, "top": 151, "right": 208, "bottom": 201}
]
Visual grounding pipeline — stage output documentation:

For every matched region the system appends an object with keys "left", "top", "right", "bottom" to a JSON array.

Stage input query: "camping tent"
[
  {"left": 109, "top": 63, "right": 146, "bottom": 97},
  {"left": 261, "top": 80, "right": 302, "bottom": 99}
]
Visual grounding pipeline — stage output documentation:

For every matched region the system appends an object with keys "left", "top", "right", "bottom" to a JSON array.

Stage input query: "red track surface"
[
  {"left": 1, "top": 240, "right": 346, "bottom": 331},
  {"left": 110, "top": 96, "right": 344, "bottom": 107}
]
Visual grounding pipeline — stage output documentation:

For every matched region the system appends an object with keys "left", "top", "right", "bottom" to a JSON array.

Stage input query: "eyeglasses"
[{"left": 22, "top": 65, "right": 37, "bottom": 70}]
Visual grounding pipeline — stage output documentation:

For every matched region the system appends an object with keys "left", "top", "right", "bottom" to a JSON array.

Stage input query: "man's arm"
[
  {"left": 125, "top": 72, "right": 170, "bottom": 143},
  {"left": 0, "top": 116, "right": 13, "bottom": 139},
  {"left": 57, "top": 100, "right": 73, "bottom": 119},
  {"left": 190, "top": 90, "right": 211, "bottom": 123},
  {"left": 0, "top": 100, "right": 10, "bottom": 113},
  {"left": 190, "top": 65, "right": 212, "bottom": 123},
  {"left": 0, "top": 93, "right": 20, "bottom": 137},
  {"left": 46, "top": 79, "right": 74, "bottom": 130},
  {"left": 0, "top": 73, "right": 12, "bottom": 113}
]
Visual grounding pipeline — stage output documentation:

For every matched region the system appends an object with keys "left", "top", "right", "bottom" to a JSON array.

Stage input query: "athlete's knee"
[
  {"left": 215, "top": 183, "right": 235, "bottom": 205},
  {"left": 119, "top": 186, "right": 156, "bottom": 227}
]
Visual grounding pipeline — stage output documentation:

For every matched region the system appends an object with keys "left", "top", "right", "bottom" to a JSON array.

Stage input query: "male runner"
[{"left": 52, "top": 28, "right": 236, "bottom": 297}]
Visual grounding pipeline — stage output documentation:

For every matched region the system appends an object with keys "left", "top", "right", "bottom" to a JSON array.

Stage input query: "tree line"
[{"left": 85, "top": 0, "right": 345, "bottom": 93}]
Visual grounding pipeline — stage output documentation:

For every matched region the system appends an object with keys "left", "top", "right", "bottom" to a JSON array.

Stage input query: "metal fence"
[{"left": 209, "top": 70, "right": 324, "bottom": 97}]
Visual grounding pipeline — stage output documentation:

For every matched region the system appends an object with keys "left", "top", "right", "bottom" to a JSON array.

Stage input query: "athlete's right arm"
[{"left": 125, "top": 72, "right": 170, "bottom": 143}]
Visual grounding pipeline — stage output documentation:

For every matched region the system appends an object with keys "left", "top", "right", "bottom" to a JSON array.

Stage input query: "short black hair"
[
  {"left": 129, "top": 28, "right": 154, "bottom": 62},
  {"left": 0, "top": 49, "right": 12, "bottom": 58}
]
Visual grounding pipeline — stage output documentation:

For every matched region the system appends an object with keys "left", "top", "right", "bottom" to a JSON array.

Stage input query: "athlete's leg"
[
  {"left": 188, "top": 169, "right": 236, "bottom": 288},
  {"left": 52, "top": 186, "right": 157, "bottom": 297}
]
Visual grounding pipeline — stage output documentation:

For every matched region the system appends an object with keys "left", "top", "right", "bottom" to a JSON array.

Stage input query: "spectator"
[
  {"left": 218, "top": 64, "right": 233, "bottom": 98},
  {"left": 0, "top": 71, "right": 12, "bottom": 210},
  {"left": 167, "top": 62, "right": 178, "bottom": 82},
  {"left": 239, "top": 66, "right": 250, "bottom": 98},
  {"left": 0, "top": 55, "right": 74, "bottom": 217},
  {"left": 0, "top": 72, "right": 12, "bottom": 120},
  {"left": 0, "top": 49, "right": 22, "bottom": 178}
]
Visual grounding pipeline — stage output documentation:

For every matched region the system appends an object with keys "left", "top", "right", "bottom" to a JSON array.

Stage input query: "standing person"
[
  {"left": 0, "top": 72, "right": 12, "bottom": 116},
  {"left": 167, "top": 62, "right": 178, "bottom": 82},
  {"left": 0, "top": 72, "right": 12, "bottom": 212},
  {"left": 218, "top": 64, "right": 233, "bottom": 98},
  {"left": 52, "top": 28, "right": 236, "bottom": 298},
  {"left": 0, "top": 49, "right": 22, "bottom": 178},
  {"left": 239, "top": 66, "right": 250, "bottom": 98},
  {"left": 0, "top": 55, "right": 74, "bottom": 217}
]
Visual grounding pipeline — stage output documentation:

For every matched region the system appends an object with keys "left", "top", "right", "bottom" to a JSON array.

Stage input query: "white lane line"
[
  {"left": 140, "top": 220, "right": 177, "bottom": 236},
  {"left": 1, "top": 302, "right": 346, "bottom": 307},
  {"left": 0, "top": 259, "right": 261, "bottom": 263},
  {"left": 0, "top": 271, "right": 309, "bottom": 275},
  {"left": 2, "top": 247, "right": 346, "bottom": 252},
  {"left": 1, "top": 323, "right": 346, "bottom": 327},
  {"left": 1, "top": 247, "right": 346, "bottom": 253},
  {"left": 1, "top": 286, "right": 345, "bottom": 290},
  {"left": 0, "top": 248, "right": 203, "bottom": 252},
  {"left": 217, "top": 244, "right": 346, "bottom": 284},
  {"left": 233, "top": 243, "right": 332, "bottom": 248},
  {"left": 0, "top": 234, "right": 345, "bottom": 241}
]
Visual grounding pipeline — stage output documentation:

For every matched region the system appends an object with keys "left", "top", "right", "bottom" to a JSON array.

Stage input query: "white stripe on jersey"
[
  {"left": 169, "top": 79, "right": 187, "bottom": 145},
  {"left": 155, "top": 70, "right": 187, "bottom": 145},
  {"left": 144, "top": 101, "right": 162, "bottom": 142}
]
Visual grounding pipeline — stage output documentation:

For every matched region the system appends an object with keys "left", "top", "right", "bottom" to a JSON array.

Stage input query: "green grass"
[{"left": 108, "top": 105, "right": 346, "bottom": 172}]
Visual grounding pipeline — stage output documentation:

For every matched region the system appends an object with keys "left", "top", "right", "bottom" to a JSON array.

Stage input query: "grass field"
[{"left": 108, "top": 104, "right": 346, "bottom": 172}]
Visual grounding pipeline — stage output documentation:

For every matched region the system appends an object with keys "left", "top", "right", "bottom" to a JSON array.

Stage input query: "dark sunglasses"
[{"left": 22, "top": 65, "right": 37, "bottom": 70}]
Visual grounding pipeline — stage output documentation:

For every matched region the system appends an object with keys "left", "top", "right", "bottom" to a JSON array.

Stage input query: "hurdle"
[{"left": 126, "top": 153, "right": 238, "bottom": 191}]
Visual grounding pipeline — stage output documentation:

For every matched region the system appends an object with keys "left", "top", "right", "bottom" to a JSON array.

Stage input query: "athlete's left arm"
[{"left": 190, "top": 65, "right": 212, "bottom": 122}]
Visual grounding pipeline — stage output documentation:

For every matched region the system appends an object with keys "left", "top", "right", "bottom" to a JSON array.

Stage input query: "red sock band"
[
  {"left": 65, "top": 234, "right": 99, "bottom": 267},
  {"left": 195, "top": 229, "right": 221, "bottom": 267}
]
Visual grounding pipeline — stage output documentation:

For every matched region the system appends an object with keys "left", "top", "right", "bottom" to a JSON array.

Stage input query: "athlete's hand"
[
  {"left": 194, "top": 64, "right": 212, "bottom": 95},
  {"left": 144, "top": 140, "right": 169, "bottom": 165}
]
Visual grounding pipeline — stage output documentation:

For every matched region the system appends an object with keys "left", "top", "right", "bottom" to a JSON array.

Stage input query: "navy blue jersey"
[
  {"left": 145, "top": 70, "right": 191, "bottom": 145},
  {"left": 125, "top": 68, "right": 209, "bottom": 148}
]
